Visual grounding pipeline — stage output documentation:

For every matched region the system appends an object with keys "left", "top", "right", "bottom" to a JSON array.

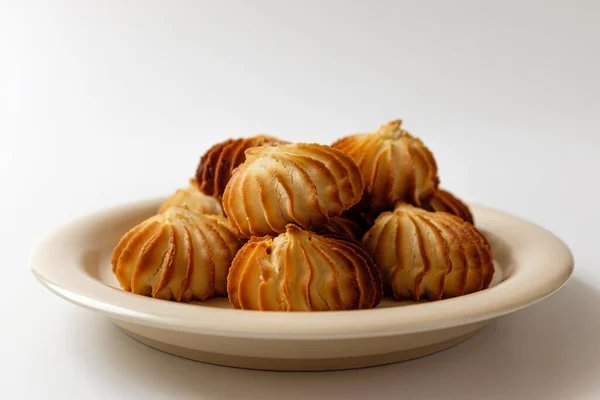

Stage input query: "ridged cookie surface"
[
  {"left": 111, "top": 207, "right": 244, "bottom": 302},
  {"left": 195, "top": 135, "right": 285, "bottom": 197},
  {"left": 158, "top": 178, "right": 224, "bottom": 216},
  {"left": 228, "top": 224, "right": 382, "bottom": 311},
  {"left": 332, "top": 120, "right": 439, "bottom": 211},
  {"left": 222, "top": 143, "right": 364, "bottom": 237},
  {"left": 426, "top": 189, "right": 474, "bottom": 224},
  {"left": 362, "top": 203, "right": 493, "bottom": 301}
]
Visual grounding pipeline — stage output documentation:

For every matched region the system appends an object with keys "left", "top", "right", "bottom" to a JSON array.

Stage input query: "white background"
[{"left": 2, "top": 1, "right": 599, "bottom": 399}]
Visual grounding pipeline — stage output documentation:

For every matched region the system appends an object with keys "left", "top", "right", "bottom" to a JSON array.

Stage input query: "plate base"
[{"left": 119, "top": 326, "right": 482, "bottom": 371}]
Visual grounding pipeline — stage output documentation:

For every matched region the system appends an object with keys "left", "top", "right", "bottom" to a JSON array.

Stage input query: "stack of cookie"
[{"left": 111, "top": 119, "right": 493, "bottom": 311}]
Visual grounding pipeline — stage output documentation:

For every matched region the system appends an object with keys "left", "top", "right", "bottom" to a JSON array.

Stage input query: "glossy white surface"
[{"left": 3, "top": 0, "right": 599, "bottom": 397}]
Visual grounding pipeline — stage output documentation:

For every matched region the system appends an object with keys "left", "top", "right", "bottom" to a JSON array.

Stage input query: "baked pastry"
[
  {"left": 316, "top": 215, "right": 364, "bottom": 240},
  {"left": 222, "top": 143, "right": 365, "bottom": 237},
  {"left": 195, "top": 135, "right": 286, "bottom": 197},
  {"left": 158, "top": 178, "right": 224, "bottom": 216},
  {"left": 425, "top": 189, "right": 474, "bottom": 224},
  {"left": 228, "top": 224, "right": 382, "bottom": 311},
  {"left": 111, "top": 206, "right": 244, "bottom": 301},
  {"left": 332, "top": 119, "right": 439, "bottom": 211},
  {"left": 362, "top": 203, "right": 493, "bottom": 301}
]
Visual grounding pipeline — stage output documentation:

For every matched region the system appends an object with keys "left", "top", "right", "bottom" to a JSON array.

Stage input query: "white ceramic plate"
[{"left": 30, "top": 199, "right": 573, "bottom": 371}]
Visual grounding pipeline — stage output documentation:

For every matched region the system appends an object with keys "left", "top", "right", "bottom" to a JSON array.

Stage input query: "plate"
[{"left": 30, "top": 199, "right": 573, "bottom": 371}]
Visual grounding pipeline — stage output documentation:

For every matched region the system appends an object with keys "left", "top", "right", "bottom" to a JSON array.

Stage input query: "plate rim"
[{"left": 30, "top": 198, "right": 574, "bottom": 340}]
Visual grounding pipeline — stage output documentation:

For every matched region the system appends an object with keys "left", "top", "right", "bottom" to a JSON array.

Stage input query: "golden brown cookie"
[
  {"left": 425, "top": 189, "right": 474, "bottom": 224},
  {"left": 228, "top": 224, "right": 382, "bottom": 311},
  {"left": 332, "top": 119, "right": 439, "bottom": 211},
  {"left": 158, "top": 178, "right": 223, "bottom": 216},
  {"left": 195, "top": 135, "right": 286, "bottom": 197},
  {"left": 315, "top": 215, "right": 364, "bottom": 240},
  {"left": 111, "top": 207, "right": 244, "bottom": 302},
  {"left": 362, "top": 203, "right": 493, "bottom": 301},
  {"left": 222, "top": 143, "right": 364, "bottom": 237}
]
